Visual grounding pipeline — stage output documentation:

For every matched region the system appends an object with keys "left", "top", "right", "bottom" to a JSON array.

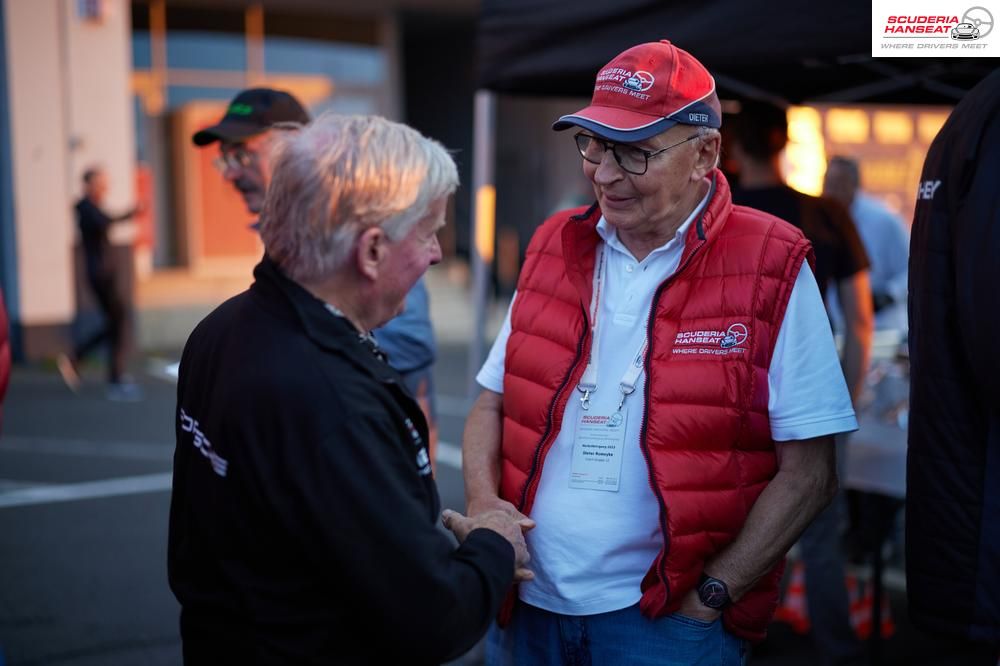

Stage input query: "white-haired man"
[
  {"left": 194, "top": 87, "right": 443, "bottom": 470},
  {"left": 463, "top": 40, "right": 857, "bottom": 664},
  {"left": 169, "top": 114, "right": 531, "bottom": 665}
]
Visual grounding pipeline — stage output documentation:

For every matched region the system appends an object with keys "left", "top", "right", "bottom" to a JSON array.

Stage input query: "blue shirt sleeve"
[{"left": 374, "top": 278, "right": 437, "bottom": 375}]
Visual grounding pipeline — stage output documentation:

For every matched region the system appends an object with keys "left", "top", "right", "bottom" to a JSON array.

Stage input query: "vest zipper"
[
  {"left": 518, "top": 302, "right": 589, "bottom": 512},
  {"left": 638, "top": 238, "right": 706, "bottom": 609}
]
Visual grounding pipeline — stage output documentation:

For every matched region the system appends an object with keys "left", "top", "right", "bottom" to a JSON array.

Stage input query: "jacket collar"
[{"left": 250, "top": 256, "right": 399, "bottom": 384}]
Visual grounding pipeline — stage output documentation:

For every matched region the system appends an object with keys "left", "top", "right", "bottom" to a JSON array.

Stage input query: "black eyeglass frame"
[{"left": 574, "top": 131, "right": 702, "bottom": 175}]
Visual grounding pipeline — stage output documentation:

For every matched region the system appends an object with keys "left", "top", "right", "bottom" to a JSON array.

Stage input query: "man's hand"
[
  {"left": 675, "top": 587, "right": 721, "bottom": 624},
  {"left": 466, "top": 494, "right": 534, "bottom": 528},
  {"left": 442, "top": 509, "right": 534, "bottom": 582}
]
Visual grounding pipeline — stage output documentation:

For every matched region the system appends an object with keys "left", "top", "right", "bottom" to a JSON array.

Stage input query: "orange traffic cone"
[
  {"left": 849, "top": 576, "right": 896, "bottom": 639},
  {"left": 775, "top": 560, "right": 811, "bottom": 634},
  {"left": 847, "top": 574, "right": 870, "bottom": 638}
]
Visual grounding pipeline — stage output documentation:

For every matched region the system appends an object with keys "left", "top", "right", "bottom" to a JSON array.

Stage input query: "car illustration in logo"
[
  {"left": 623, "top": 71, "right": 655, "bottom": 92},
  {"left": 720, "top": 323, "right": 749, "bottom": 349},
  {"left": 951, "top": 22, "right": 980, "bottom": 39}
]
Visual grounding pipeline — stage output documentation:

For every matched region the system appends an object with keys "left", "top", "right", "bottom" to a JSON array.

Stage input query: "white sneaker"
[
  {"left": 56, "top": 353, "right": 81, "bottom": 393},
  {"left": 106, "top": 382, "right": 143, "bottom": 402}
]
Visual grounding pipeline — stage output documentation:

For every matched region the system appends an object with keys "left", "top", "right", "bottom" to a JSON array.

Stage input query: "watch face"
[{"left": 700, "top": 580, "right": 730, "bottom": 609}]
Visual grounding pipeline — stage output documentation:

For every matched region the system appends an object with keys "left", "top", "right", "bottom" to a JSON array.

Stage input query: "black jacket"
[
  {"left": 75, "top": 198, "right": 130, "bottom": 281},
  {"left": 907, "top": 69, "right": 1000, "bottom": 644},
  {"left": 168, "top": 257, "right": 514, "bottom": 665}
]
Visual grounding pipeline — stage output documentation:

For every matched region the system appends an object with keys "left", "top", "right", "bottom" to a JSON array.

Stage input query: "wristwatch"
[{"left": 697, "top": 574, "right": 732, "bottom": 609}]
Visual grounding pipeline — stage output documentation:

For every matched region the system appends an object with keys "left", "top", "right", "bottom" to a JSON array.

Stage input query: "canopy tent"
[{"left": 476, "top": 0, "right": 995, "bottom": 104}]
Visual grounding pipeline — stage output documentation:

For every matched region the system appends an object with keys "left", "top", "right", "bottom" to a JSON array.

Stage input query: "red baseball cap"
[{"left": 553, "top": 40, "right": 721, "bottom": 142}]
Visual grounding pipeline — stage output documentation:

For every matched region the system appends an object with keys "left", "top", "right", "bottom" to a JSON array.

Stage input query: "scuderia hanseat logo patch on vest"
[{"left": 672, "top": 323, "right": 749, "bottom": 356}]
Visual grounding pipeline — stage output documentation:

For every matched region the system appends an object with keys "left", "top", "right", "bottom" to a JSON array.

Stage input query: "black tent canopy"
[{"left": 476, "top": 0, "right": 995, "bottom": 104}]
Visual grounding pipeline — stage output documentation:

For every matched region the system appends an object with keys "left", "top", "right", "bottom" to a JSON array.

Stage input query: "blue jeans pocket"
[{"left": 667, "top": 612, "right": 719, "bottom": 630}]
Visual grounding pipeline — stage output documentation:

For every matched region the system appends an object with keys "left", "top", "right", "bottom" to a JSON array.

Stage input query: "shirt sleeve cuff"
[
  {"left": 771, "top": 412, "right": 859, "bottom": 441},
  {"left": 475, "top": 368, "right": 504, "bottom": 394}
]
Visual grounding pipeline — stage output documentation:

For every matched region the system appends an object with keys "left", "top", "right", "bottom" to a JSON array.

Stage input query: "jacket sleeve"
[
  {"left": 954, "top": 113, "right": 1000, "bottom": 408},
  {"left": 258, "top": 402, "right": 514, "bottom": 663}
]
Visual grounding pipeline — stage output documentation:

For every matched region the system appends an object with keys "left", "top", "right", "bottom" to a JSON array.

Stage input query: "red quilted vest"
[{"left": 498, "top": 170, "right": 812, "bottom": 642}]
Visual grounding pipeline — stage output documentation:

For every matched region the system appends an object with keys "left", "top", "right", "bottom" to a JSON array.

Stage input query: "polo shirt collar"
[{"left": 595, "top": 187, "right": 711, "bottom": 261}]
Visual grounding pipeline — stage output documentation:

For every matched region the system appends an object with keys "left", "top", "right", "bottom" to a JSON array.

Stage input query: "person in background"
[
  {"left": 824, "top": 156, "right": 909, "bottom": 333},
  {"left": 57, "top": 167, "right": 142, "bottom": 401},
  {"left": 170, "top": 113, "right": 531, "bottom": 664},
  {"left": 907, "top": 69, "right": 1000, "bottom": 664},
  {"left": 824, "top": 155, "right": 911, "bottom": 570},
  {"left": 464, "top": 40, "right": 854, "bottom": 665},
  {"left": 192, "top": 88, "right": 309, "bottom": 218},
  {"left": 729, "top": 101, "right": 873, "bottom": 666},
  {"left": 193, "top": 88, "right": 441, "bottom": 467}
]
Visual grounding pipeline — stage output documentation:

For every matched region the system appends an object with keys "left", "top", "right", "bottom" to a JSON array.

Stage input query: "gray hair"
[{"left": 258, "top": 113, "right": 459, "bottom": 283}]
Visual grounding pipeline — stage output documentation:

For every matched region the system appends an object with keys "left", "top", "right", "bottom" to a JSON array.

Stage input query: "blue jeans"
[{"left": 486, "top": 601, "right": 748, "bottom": 666}]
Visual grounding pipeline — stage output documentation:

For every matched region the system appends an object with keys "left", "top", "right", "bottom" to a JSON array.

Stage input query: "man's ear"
[
  {"left": 692, "top": 133, "right": 722, "bottom": 181},
  {"left": 355, "top": 226, "right": 387, "bottom": 281}
]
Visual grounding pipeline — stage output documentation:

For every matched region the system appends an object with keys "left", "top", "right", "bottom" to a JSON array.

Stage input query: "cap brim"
[
  {"left": 191, "top": 119, "right": 267, "bottom": 147},
  {"left": 552, "top": 105, "right": 678, "bottom": 143}
]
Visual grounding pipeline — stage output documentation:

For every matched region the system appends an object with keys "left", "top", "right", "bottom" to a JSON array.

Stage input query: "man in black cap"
[
  {"left": 194, "top": 88, "right": 443, "bottom": 471},
  {"left": 192, "top": 88, "right": 309, "bottom": 216}
]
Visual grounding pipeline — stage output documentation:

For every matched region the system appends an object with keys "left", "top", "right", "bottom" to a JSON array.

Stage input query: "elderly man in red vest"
[{"left": 456, "top": 41, "right": 856, "bottom": 665}]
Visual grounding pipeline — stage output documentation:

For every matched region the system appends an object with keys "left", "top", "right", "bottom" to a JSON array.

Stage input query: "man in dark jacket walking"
[
  {"left": 907, "top": 69, "right": 1000, "bottom": 660},
  {"left": 169, "top": 113, "right": 532, "bottom": 665},
  {"left": 57, "top": 167, "right": 142, "bottom": 400}
]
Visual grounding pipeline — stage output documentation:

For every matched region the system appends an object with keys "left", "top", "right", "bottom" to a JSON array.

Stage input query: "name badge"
[{"left": 569, "top": 411, "right": 628, "bottom": 492}]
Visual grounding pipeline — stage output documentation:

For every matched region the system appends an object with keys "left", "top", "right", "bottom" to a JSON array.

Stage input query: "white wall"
[
  {"left": 3, "top": 0, "right": 135, "bottom": 327},
  {"left": 4, "top": 0, "right": 74, "bottom": 325},
  {"left": 64, "top": 0, "right": 136, "bottom": 235}
]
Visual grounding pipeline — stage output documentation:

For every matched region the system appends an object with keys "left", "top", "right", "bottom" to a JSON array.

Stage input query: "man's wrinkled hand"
[
  {"left": 466, "top": 495, "right": 535, "bottom": 532},
  {"left": 442, "top": 509, "right": 534, "bottom": 582}
]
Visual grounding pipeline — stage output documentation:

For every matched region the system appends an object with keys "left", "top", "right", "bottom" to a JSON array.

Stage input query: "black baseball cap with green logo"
[{"left": 191, "top": 88, "right": 311, "bottom": 146}]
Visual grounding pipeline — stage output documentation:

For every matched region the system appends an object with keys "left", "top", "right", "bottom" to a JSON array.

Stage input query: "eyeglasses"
[
  {"left": 574, "top": 132, "right": 701, "bottom": 175},
  {"left": 213, "top": 146, "right": 256, "bottom": 173}
]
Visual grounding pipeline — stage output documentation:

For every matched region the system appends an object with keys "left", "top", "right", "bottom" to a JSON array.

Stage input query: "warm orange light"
[
  {"left": 785, "top": 106, "right": 825, "bottom": 196},
  {"left": 917, "top": 113, "right": 949, "bottom": 144},
  {"left": 873, "top": 111, "right": 913, "bottom": 144},
  {"left": 826, "top": 108, "right": 869, "bottom": 144},
  {"left": 475, "top": 186, "right": 496, "bottom": 262}
]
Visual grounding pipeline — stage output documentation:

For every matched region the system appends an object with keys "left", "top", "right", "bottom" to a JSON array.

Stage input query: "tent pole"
[{"left": 467, "top": 90, "right": 497, "bottom": 400}]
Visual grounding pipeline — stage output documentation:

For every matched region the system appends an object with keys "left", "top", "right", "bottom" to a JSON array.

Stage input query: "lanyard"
[{"left": 577, "top": 243, "right": 648, "bottom": 412}]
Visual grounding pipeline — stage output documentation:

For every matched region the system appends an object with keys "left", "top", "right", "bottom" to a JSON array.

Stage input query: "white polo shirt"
[{"left": 476, "top": 199, "right": 857, "bottom": 616}]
